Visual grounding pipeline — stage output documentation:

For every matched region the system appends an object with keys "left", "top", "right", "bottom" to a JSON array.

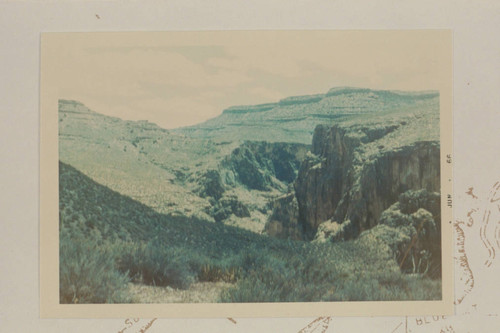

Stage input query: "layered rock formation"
[
  {"left": 294, "top": 102, "right": 440, "bottom": 240},
  {"left": 177, "top": 87, "right": 439, "bottom": 144}
]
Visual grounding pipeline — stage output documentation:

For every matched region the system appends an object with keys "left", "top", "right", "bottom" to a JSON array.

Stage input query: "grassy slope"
[
  {"left": 59, "top": 89, "right": 439, "bottom": 231},
  {"left": 59, "top": 100, "right": 302, "bottom": 233},
  {"left": 60, "top": 161, "right": 441, "bottom": 303},
  {"left": 59, "top": 99, "right": 239, "bottom": 222}
]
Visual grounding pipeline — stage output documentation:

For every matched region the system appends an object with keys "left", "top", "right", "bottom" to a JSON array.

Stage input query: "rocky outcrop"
[
  {"left": 222, "top": 142, "right": 309, "bottom": 190},
  {"left": 264, "top": 192, "right": 303, "bottom": 240},
  {"left": 208, "top": 195, "right": 251, "bottom": 223},
  {"left": 192, "top": 142, "right": 310, "bottom": 225},
  {"left": 224, "top": 145, "right": 272, "bottom": 190},
  {"left": 278, "top": 94, "right": 324, "bottom": 106},
  {"left": 222, "top": 103, "right": 277, "bottom": 114},
  {"left": 197, "top": 169, "right": 225, "bottom": 200},
  {"left": 295, "top": 122, "right": 440, "bottom": 240},
  {"left": 326, "top": 87, "right": 372, "bottom": 97}
]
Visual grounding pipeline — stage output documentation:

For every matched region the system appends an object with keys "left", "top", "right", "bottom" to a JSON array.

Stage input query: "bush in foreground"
[
  {"left": 116, "top": 238, "right": 199, "bottom": 289},
  {"left": 59, "top": 229, "right": 130, "bottom": 304},
  {"left": 220, "top": 240, "right": 441, "bottom": 302}
]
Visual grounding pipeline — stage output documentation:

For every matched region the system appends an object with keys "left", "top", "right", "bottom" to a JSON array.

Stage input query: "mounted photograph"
[{"left": 40, "top": 30, "right": 453, "bottom": 318}]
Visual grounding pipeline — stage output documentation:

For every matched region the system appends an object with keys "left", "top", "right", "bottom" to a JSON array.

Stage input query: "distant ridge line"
[{"left": 221, "top": 87, "right": 439, "bottom": 115}]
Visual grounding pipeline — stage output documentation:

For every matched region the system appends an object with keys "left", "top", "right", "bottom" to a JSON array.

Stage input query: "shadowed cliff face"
[
  {"left": 340, "top": 141, "right": 440, "bottom": 236},
  {"left": 295, "top": 121, "right": 440, "bottom": 240},
  {"left": 222, "top": 142, "right": 309, "bottom": 191},
  {"left": 264, "top": 192, "right": 303, "bottom": 240}
]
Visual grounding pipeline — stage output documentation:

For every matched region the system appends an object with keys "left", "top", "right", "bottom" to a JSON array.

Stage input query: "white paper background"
[{"left": 1, "top": 0, "right": 499, "bottom": 332}]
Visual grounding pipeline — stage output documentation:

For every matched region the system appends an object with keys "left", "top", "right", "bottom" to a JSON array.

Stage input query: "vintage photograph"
[{"left": 41, "top": 31, "right": 452, "bottom": 316}]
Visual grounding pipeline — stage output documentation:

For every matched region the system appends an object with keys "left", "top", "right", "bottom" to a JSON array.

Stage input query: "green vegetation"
[
  {"left": 58, "top": 87, "right": 442, "bottom": 303},
  {"left": 59, "top": 228, "right": 130, "bottom": 304},
  {"left": 59, "top": 161, "right": 440, "bottom": 303},
  {"left": 116, "top": 240, "right": 197, "bottom": 289}
]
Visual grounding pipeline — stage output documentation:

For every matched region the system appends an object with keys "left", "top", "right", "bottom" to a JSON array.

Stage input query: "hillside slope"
[
  {"left": 59, "top": 87, "right": 438, "bottom": 234},
  {"left": 58, "top": 86, "right": 443, "bottom": 303},
  {"left": 59, "top": 100, "right": 308, "bottom": 232},
  {"left": 59, "top": 161, "right": 441, "bottom": 303}
]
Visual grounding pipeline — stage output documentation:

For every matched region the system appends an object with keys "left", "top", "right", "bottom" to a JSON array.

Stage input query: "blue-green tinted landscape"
[{"left": 59, "top": 87, "right": 442, "bottom": 303}]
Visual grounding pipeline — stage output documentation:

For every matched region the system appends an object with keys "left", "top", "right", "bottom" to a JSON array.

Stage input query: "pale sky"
[{"left": 48, "top": 31, "right": 450, "bottom": 129}]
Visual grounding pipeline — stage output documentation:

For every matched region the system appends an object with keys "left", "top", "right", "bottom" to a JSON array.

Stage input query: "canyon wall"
[{"left": 294, "top": 123, "right": 440, "bottom": 239}]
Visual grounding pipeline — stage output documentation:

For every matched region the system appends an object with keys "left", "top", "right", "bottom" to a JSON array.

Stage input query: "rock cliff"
[
  {"left": 264, "top": 192, "right": 303, "bottom": 240},
  {"left": 221, "top": 141, "right": 309, "bottom": 191},
  {"left": 294, "top": 104, "right": 440, "bottom": 240}
]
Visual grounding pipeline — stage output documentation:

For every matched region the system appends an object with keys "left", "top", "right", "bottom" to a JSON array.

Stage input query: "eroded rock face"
[
  {"left": 223, "top": 142, "right": 309, "bottom": 191},
  {"left": 264, "top": 192, "right": 303, "bottom": 240},
  {"left": 339, "top": 141, "right": 440, "bottom": 235},
  {"left": 197, "top": 169, "right": 225, "bottom": 200},
  {"left": 209, "top": 195, "right": 251, "bottom": 223},
  {"left": 295, "top": 123, "right": 440, "bottom": 240}
]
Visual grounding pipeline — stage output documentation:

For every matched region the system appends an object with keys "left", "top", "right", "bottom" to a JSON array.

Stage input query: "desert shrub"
[
  {"left": 220, "top": 240, "right": 441, "bottom": 302},
  {"left": 116, "top": 238, "right": 198, "bottom": 289},
  {"left": 60, "top": 162, "right": 441, "bottom": 302},
  {"left": 198, "top": 264, "right": 241, "bottom": 283},
  {"left": 220, "top": 243, "right": 333, "bottom": 302},
  {"left": 377, "top": 199, "right": 441, "bottom": 278},
  {"left": 59, "top": 229, "right": 130, "bottom": 304}
]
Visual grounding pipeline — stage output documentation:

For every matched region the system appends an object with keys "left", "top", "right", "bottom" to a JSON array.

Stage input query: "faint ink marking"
[
  {"left": 135, "top": 318, "right": 157, "bottom": 333},
  {"left": 462, "top": 303, "right": 480, "bottom": 315},
  {"left": 439, "top": 325, "right": 456, "bottom": 333},
  {"left": 454, "top": 220, "right": 474, "bottom": 304},
  {"left": 491, "top": 182, "right": 500, "bottom": 203},
  {"left": 298, "top": 317, "right": 332, "bottom": 333},
  {"left": 96, "top": 14, "right": 101, "bottom": 19},
  {"left": 466, "top": 187, "right": 478, "bottom": 199},
  {"left": 414, "top": 316, "right": 447, "bottom": 326},
  {"left": 466, "top": 208, "right": 477, "bottom": 227},
  {"left": 298, "top": 317, "right": 323, "bottom": 332},
  {"left": 480, "top": 181, "right": 500, "bottom": 267},
  {"left": 390, "top": 322, "right": 403, "bottom": 333},
  {"left": 117, "top": 318, "right": 140, "bottom": 333},
  {"left": 227, "top": 318, "right": 237, "bottom": 324},
  {"left": 480, "top": 210, "right": 495, "bottom": 267},
  {"left": 116, "top": 318, "right": 157, "bottom": 333},
  {"left": 298, "top": 317, "right": 324, "bottom": 333},
  {"left": 318, "top": 317, "right": 331, "bottom": 333},
  {"left": 461, "top": 182, "right": 500, "bottom": 269}
]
